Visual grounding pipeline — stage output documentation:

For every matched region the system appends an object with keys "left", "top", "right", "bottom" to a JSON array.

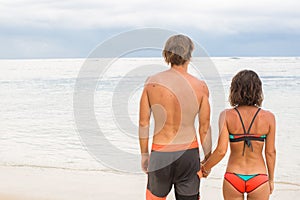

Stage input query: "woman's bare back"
[{"left": 225, "top": 106, "right": 274, "bottom": 174}]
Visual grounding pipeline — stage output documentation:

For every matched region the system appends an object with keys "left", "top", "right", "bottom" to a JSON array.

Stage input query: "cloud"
[
  {"left": 0, "top": 0, "right": 299, "bottom": 34},
  {"left": 0, "top": 0, "right": 299, "bottom": 58}
]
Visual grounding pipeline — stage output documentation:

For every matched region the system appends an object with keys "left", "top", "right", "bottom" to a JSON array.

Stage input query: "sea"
[{"left": 0, "top": 57, "right": 299, "bottom": 187}]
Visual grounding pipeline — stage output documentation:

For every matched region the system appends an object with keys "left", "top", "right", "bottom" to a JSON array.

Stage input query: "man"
[{"left": 139, "top": 34, "right": 211, "bottom": 200}]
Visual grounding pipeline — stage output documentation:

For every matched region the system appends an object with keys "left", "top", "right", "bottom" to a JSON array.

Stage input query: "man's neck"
[{"left": 171, "top": 62, "right": 189, "bottom": 73}]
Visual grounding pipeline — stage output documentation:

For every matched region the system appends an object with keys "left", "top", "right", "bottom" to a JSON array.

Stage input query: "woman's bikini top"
[{"left": 229, "top": 107, "right": 267, "bottom": 156}]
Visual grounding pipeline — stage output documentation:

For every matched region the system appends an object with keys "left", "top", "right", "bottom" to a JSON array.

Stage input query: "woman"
[{"left": 201, "top": 70, "right": 276, "bottom": 200}]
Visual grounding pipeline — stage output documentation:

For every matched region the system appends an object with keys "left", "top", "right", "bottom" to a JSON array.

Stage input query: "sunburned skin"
[{"left": 139, "top": 66, "right": 209, "bottom": 146}]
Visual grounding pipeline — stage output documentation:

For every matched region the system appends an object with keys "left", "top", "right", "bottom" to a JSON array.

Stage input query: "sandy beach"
[{"left": 0, "top": 166, "right": 299, "bottom": 200}]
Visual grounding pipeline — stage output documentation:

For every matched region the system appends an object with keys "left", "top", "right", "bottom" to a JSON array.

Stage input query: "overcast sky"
[{"left": 0, "top": 0, "right": 299, "bottom": 58}]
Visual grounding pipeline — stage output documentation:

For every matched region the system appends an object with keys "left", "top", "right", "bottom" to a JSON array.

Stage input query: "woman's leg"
[
  {"left": 247, "top": 182, "right": 270, "bottom": 200},
  {"left": 223, "top": 179, "right": 244, "bottom": 200}
]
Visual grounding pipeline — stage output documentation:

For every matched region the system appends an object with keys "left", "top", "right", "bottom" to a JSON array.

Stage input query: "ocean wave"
[{"left": 0, "top": 163, "right": 123, "bottom": 174}]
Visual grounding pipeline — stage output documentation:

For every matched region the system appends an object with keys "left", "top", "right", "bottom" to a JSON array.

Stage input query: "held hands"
[
  {"left": 198, "top": 158, "right": 211, "bottom": 178},
  {"left": 141, "top": 153, "right": 149, "bottom": 174},
  {"left": 200, "top": 163, "right": 211, "bottom": 178},
  {"left": 199, "top": 153, "right": 211, "bottom": 178}
]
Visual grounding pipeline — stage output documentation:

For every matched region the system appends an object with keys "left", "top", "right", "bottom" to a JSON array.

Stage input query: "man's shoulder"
[
  {"left": 187, "top": 74, "right": 208, "bottom": 92},
  {"left": 186, "top": 73, "right": 206, "bottom": 85},
  {"left": 145, "top": 70, "right": 169, "bottom": 83},
  {"left": 148, "top": 71, "right": 166, "bottom": 78}
]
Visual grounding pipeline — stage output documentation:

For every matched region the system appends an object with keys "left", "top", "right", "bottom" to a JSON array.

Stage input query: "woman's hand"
[
  {"left": 141, "top": 153, "right": 149, "bottom": 174},
  {"left": 269, "top": 180, "right": 274, "bottom": 194},
  {"left": 200, "top": 164, "right": 211, "bottom": 178}
]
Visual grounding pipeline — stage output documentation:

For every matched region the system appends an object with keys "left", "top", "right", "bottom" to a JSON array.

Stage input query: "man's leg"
[
  {"left": 146, "top": 151, "right": 173, "bottom": 200},
  {"left": 175, "top": 192, "right": 199, "bottom": 200},
  {"left": 174, "top": 148, "right": 200, "bottom": 200}
]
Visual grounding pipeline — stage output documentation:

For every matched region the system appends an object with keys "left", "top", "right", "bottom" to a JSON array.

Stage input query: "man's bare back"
[{"left": 140, "top": 66, "right": 209, "bottom": 145}]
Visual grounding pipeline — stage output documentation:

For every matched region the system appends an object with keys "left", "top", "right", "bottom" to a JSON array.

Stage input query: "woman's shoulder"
[
  {"left": 219, "top": 108, "right": 236, "bottom": 121},
  {"left": 258, "top": 108, "right": 276, "bottom": 121},
  {"left": 220, "top": 107, "right": 275, "bottom": 121},
  {"left": 220, "top": 108, "right": 236, "bottom": 116},
  {"left": 221, "top": 107, "right": 274, "bottom": 114}
]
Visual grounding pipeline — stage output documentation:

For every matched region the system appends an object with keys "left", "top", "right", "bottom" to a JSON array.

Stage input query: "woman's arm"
[
  {"left": 265, "top": 112, "right": 276, "bottom": 194},
  {"left": 202, "top": 110, "right": 229, "bottom": 176}
]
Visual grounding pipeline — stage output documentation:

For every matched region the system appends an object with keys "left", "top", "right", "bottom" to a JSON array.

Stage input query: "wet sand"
[{"left": 0, "top": 166, "right": 299, "bottom": 200}]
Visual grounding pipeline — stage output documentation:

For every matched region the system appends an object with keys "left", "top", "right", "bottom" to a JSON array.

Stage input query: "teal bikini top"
[{"left": 229, "top": 107, "right": 267, "bottom": 156}]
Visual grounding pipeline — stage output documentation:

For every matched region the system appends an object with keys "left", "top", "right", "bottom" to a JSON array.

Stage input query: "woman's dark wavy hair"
[{"left": 229, "top": 70, "right": 264, "bottom": 107}]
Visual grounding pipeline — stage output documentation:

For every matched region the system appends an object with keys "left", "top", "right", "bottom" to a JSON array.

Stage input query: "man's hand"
[
  {"left": 200, "top": 164, "right": 211, "bottom": 178},
  {"left": 141, "top": 153, "right": 150, "bottom": 173},
  {"left": 200, "top": 156, "right": 211, "bottom": 178}
]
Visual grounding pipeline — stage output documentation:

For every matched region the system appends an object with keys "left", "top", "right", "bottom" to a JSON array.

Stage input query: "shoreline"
[{"left": 0, "top": 166, "right": 299, "bottom": 200}]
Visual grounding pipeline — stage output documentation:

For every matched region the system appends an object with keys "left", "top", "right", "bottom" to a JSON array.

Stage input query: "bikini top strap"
[
  {"left": 234, "top": 107, "right": 261, "bottom": 156},
  {"left": 234, "top": 107, "right": 247, "bottom": 134},
  {"left": 247, "top": 108, "right": 261, "bottom": 134}
]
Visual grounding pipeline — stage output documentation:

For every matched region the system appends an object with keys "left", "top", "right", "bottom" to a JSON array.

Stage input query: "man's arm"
[
  {"left": 139, "top": 85, "right": 151, "bottom": 173},
  {"left": 198, "top": 83, "right": 212, "bottom": 161}
]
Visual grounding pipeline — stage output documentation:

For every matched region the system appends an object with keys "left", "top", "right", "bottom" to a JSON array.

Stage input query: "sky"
[{"left": 0, "top": 0, "right": 299, "bottom": 58}]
